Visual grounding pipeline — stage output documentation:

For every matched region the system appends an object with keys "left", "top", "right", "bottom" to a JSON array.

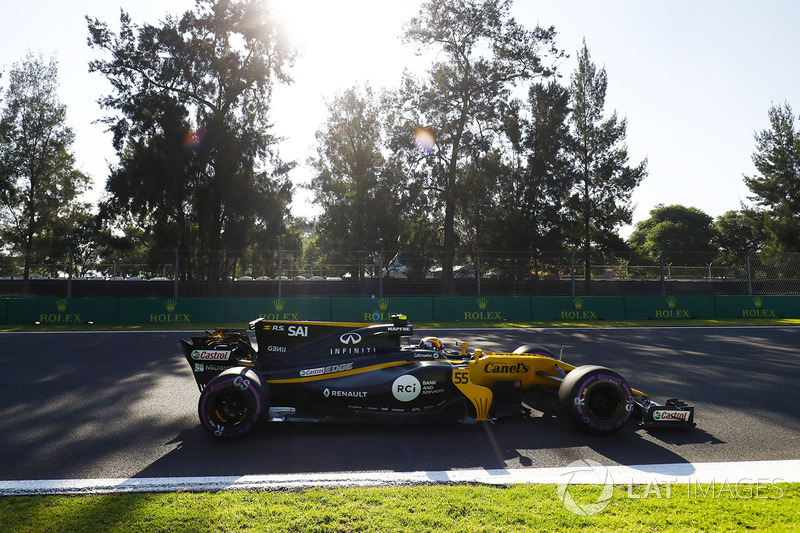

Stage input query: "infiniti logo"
[{"left": 340, "top": 333, "right": 362, "bottom": 345}]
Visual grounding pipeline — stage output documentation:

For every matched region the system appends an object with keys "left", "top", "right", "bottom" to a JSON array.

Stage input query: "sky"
[{"left": 1, "top": 0, "right": 799, "bottom": 238}]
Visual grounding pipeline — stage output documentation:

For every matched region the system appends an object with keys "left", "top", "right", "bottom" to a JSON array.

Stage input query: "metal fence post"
[
  {"left": 174, "top": 248, "right": 179, "bottom": 299},
  {"left": 746, "top": 251, "right": 754, "bottom": 295},
  {"left": 570, "top": 252, "right": 576, "bottom": 297},
  {"left": 660, "top": 252, "right": 666, "bottom": 296},
  {"left": 379, "top": 250, "right": 384, "bottom": 299},
  {"left": 278, "top": 250, "right": 283, "bottom": 298},
  {"left": 66, "top": 246, "right": 73, "bottom": 298},
  {"left": 476, "top": 252, "right": 481, "bottom": 297}
]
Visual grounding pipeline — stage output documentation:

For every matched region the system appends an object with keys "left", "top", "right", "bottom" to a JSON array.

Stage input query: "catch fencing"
[{"left": 2, "top": 249, "right": 799, "bottom": 298}]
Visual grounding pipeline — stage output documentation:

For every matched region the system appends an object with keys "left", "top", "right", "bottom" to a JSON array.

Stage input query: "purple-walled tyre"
[
  {"left": 558, "top": 365, "right": 633, "bottom": 433},
  {"left": 198, "top": 367, "right": 267, "bottom": 439}
]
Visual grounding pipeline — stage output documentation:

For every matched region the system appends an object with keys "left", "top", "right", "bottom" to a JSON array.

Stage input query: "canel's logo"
[{"left": 340, "top": 333, "right": 362, "bottom": 345}]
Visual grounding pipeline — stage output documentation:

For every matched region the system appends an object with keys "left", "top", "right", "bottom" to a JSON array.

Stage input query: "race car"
[{"left": 180, "top": 315, "right": 695, "bottom": 439}]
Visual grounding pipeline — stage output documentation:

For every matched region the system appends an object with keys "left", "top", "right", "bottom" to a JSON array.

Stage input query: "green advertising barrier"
[
  {"left": 226, "top": 297, "right": 332, "bottom": 323},
  {"left": 117, "top": 298, "right": 226, "bottom": 325},
  {"left": 4, "top": 295, "right": 800, "bottom": 326},
  {"left": 624, "top": 295, "right": 716, "bottom": 320},
  {"left": 6, "top": 298, "right": 119, "bottom": 325},
  {"left": 714, "top": 295, "right": 800, "bottom": 319},
  {"left": 330, "top": 297, "right": 434, "bottom": 323},
  {"left": 432, "top": 296, "right": 532, "bottom": 322},
  {"left": 532, "top": 296, "right": 626, "bottom": 322}
]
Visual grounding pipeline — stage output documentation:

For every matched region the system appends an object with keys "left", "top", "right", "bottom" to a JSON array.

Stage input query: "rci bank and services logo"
[
  {"left": 38, "top": 299, "right": 83, "bottom": 323},
  {"left": 365, "top": 298, "right": 391, "bottom": 321},
  {"left": 557, "top": 459, "right": 615, "bottom": 516},
  {"left": 560, "top": 297, "right": 599, "bottom": 320},
  {"left": 149, "top": 299, "right": 192, "bottom": 323},
  {"left": 463, "top": 298, "right": 502, "bottom": 320},
  {"left": 742, "top": 296, "right": 777, "bottom": 318},
  {"left": 258, "top": 299, "right": 301, "bottom": 320}
]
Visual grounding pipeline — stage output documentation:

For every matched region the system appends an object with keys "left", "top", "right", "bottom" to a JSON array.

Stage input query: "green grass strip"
[{"left": 1, "top": 483, "right": 797, "bottom": 532}]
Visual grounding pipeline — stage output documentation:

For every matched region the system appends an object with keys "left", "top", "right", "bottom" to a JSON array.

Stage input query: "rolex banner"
[
  {"left": 116, "top": 298, "right": 226, "bottom": 324},
  {"left": 331, "top": 297, "right": 434, "bottom": 323},
  {"left": 225, "top": 298, "right": 332, "bottom": 323},
  {"left": 6, "top": 298, "right": 118, "bottom": 325},
  {"left": 531, "top": 296, "right": 626, "bottom": 322},
  {"left": 2, "top": 296, "right": 799, "bottom": 325}
]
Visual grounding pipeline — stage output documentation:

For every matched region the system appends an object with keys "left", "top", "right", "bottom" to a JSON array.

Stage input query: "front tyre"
[
  {"left": 198, "top": 367, "right": 267, "bottom": 439},
  {"left": 558, "top": 365, "right": 633, "bottom": 433}
]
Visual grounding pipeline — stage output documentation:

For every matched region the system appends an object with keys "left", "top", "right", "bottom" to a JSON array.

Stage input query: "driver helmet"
[{"left": 418, "top": 337, "right": 443, "bottom": 351}]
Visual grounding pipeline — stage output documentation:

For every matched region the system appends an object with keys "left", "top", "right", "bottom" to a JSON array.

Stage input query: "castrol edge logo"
[
  {"left": 652, "top": 409, "right": 690, "bottom": 422},
  {"left": 190, "top": 349, "right": 232, "bottom": 361}
]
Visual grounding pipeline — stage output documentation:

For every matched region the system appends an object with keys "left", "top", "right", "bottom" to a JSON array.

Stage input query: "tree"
[
  {"left": 491, "top": 80, "right": 572, "bottom": 252},
  {"left": 397, "top": 0, "right": 561, "bottom": 280},
  {"left": 629, "top": 204, "right": 717, "bottom": 262},
  {"left": 87, "top": 0, "right": 297, "bottom": 280},
  {"left": 309, "top": 85, "right": 405, "bottom": 278},
  {"left": 743, "top": 102, "right": 800, "bottom": 252},
  {"left": 0, "top": 51, "right": 91, "bottom": 279},
  {"left": 567, "top": 41, "right": 647, "bottom": 289},
  {"left": 713, "top": 209, "right": 765, "bottom": 266}
]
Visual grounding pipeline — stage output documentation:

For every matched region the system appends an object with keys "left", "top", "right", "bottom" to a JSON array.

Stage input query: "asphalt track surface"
[{"left": 0, "top": 327, "right": 798, "bottom": 483}]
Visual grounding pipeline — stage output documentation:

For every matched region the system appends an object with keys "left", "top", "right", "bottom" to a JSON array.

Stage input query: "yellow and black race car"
[{"left": 180, "top": 315, "right": 694, "bottom": 439}]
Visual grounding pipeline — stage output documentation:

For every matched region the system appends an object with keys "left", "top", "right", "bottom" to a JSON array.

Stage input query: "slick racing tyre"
[
  {"left": 513, "top": 344, "right": 556, "bottom": 358},
  {"left": 198, "top": 367, "right": 268, "bottom": 439},
  {"left": 558, "top": 365, "right": 633, "bottom": 433}
]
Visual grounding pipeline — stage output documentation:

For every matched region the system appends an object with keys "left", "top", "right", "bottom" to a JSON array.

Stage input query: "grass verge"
[{"left": 1, "top": 483, "right": 797, "bottom": 532}]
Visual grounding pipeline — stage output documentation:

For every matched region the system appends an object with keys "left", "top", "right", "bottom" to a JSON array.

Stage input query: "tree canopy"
[
  {"left": 744, "top": 102, "right": 800, "bottom": 252},
  {"left": 87, "top": 0, "right": 297, "bottom": 280},
  {"left": 0, "top": 51, "right": 91, "bottom": 279}
]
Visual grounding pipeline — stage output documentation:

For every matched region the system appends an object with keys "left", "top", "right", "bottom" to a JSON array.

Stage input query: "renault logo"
[{"left": 340, "top": 333, "right": 362, "bottom": 345}]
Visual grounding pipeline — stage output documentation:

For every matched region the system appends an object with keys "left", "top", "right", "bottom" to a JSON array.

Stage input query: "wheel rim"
[
  {"left": 213, "top": 391, "right": 249, "bottom": 424},
  {"left": 586, "top": 383, "right": 622, "bottom": 420}
]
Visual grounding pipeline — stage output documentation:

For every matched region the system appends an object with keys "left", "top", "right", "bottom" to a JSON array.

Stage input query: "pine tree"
[{"left": 567, "top": 41, "right": 647, "bottom": 290}]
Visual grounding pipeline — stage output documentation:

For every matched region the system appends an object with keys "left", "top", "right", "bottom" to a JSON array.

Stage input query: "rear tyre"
[
  {"left": 558, "top": 365, "right": 633, "bottom": 433},
  {"left": 198, "top": 367, "right": 267, "bottom": 439}
]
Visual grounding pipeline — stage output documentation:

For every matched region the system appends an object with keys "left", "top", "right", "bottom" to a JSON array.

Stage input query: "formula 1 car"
[{"left": 180, "top": 315, "right": 695, "bottom": 439}]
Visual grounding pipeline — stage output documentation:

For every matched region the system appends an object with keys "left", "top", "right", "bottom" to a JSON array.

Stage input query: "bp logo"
[{"left": 392, "top": 375, "right": 421, "bottom": 402}]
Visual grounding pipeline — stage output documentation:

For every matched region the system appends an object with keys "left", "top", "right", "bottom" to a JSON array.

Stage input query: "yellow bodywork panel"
[{"left": 451, "top": 352, "right": 648, "bottom": 421}]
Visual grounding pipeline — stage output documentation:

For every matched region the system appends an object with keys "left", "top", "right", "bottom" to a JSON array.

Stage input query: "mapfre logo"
[{"left": 340, "top": 333, "right": 362, "bottom": 345}]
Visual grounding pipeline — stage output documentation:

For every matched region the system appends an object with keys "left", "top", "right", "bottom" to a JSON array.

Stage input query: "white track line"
[{"left": 1, "top": 460, "right": 798, "bottom": 495}]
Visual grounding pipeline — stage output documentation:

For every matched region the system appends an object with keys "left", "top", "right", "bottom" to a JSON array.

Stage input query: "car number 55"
[{"left": 453, "top": 369, "right": 469, "bottom": 384}]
